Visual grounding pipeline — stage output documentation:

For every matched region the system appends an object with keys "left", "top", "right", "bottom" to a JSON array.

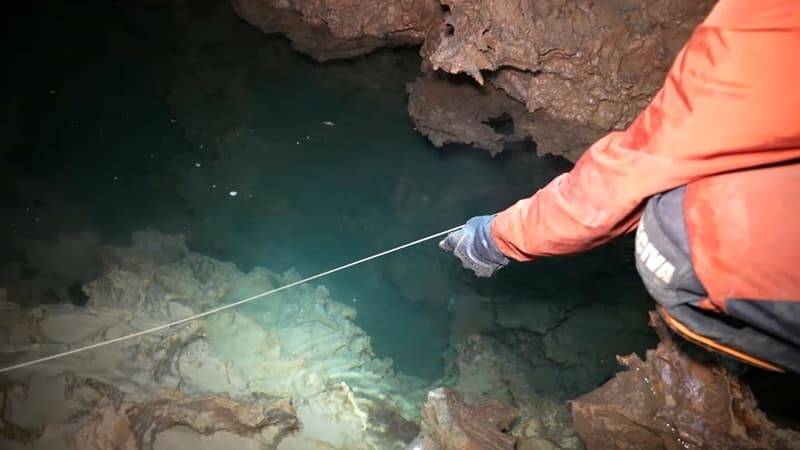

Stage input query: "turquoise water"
[{"left": 2, "top": 0, "right": 656, "bottom": 397}]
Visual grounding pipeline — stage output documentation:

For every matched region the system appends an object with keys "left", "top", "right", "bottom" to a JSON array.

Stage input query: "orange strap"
[{"left": 657, "top": 306, "right": 785, "bottom": 372}]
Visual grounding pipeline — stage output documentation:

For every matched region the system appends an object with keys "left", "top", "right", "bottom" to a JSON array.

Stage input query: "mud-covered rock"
[
  {"left": 73, "top": 390, "right": 298, "bottom": 450},
  {"left": 423, "top": 0, "right": 714, "bottom": 131},
  {"left": 570, "top": 312, "right": 800, "bottom": 450},
  {"left": 407, "top": 74, "right": 532, "bottom": 155},
  {"left": 407, "top": 72, "right": 604, "bottom": 160},
  {"left": 232, "top": 0, "right": 442, "bottom": 61},
  {"left": 413, "top": 387, "right": 518, "bottom": 450},
  {"left": 1, "top": 376, "right": 298, "bottom": 450}
]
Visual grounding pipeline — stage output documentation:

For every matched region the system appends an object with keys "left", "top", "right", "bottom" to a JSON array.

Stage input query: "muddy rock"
[
  {"left": 231, "top": 0, "right": 442, "bottom": 61},
  {"left": 424, "top": 0, "right": 715, "bottom": 131},
  {"left": 73, "top": 390, "right": 298, "bottom": 450},
  {"left": 407, "top": 74, "right": 533, "bottom": 156},
  {"left": 234, "top": 0, "right": 715, "bottom": 158},
  {"left": 0, "top": 375, "right": 298, "bottom": 450},
  {"left": 407, "top": 72, "right": 604, "bottom": 160},
  {"left": 413, "top": 387, "right": 518, "bottom": 450},
  {"left": 411, "top": 0, "right": 713, "bottom": 158},
  {"left": 570, "top": 312, "right": 800, "bottom": 450}
]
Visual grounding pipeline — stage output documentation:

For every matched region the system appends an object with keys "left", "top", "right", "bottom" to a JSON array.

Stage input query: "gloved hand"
[{"left": 439, "top": 215, "right": 510, "bottom": 277}]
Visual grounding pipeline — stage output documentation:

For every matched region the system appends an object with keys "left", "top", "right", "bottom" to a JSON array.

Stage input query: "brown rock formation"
[
  {"left": 411, "top": 0, "right": 715, "bottom": 159},
  {"left": 407, "top": 73, "right": 603, "bottom": 159},
  {"left": 414, "top": 387, "right": 518, "bottom": 450},
  {"left": 424, "top": 0, "right": 715, "bottom": 130},
  {"left": 570, "top": 312, "right": 800, "bottom": 450},
  {"left": 0, "top": 374, "right": 299, "bottom": 450},
  {"left": 231, "top": 0, "right": 442, "bottom": 61},
  {"left": 73, "top": 391, "right": 298, "bottom": 450},
  {"left": 233, "top": 0, "right": 715, "bottom": 159},
  {"left": 407, "top": 74, "right": 531, "bottom": 155}
]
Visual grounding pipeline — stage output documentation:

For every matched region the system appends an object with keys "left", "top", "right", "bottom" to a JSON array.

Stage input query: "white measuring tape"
[{"left": 0, "top": 226, "right": 463, "bottom": 374}]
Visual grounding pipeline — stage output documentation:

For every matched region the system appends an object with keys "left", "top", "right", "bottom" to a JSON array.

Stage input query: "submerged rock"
[
  {"left": 445, "top": 333, "right": 582, "bottom": 450},
  {"left": 73, "top": 389, "right": 298, "bottom": 450},
  {"left": 570, "top": 312, "right": 800, "bottom": 450},
  {"left": 0, "top": 231, "right": 430, "bottom": 449},
  {"left": 1, "top": 376, "right": 298, "bottom": 450},
  {"left": 413, "top": 387, "right": 518, "bottom": 450}
]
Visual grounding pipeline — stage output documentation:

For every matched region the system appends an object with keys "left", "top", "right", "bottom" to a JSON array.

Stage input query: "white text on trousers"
[{"left": 636, "top": 223, "right": 676, "bottom": 284}]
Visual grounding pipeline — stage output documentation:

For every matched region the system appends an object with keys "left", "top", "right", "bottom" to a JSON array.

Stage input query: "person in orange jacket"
[{"left": 441, "top": 0, "right": 800, "bottom": 373}]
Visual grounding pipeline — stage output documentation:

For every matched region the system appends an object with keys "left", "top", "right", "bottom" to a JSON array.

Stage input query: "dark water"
[{"left": 2, "top": 0, "right": 656, "bottom": 397}]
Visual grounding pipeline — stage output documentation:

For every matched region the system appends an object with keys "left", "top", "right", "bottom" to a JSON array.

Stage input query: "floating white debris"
[
  {"left": 322, "top": 121, "right": 335, "bottom": 127},
  {"left": 229, "top": 191, "right": 238, "bottom": 197},
  {"left": 199, "top": 144, "right": 204, "bottom": 149},
  {"left": 212, "top": 184, "right": 217, "bottom": 189},
  {"left": 296, "top": 141, "right": 300, "bottom": 145},
  {"left": 170, "top": 118, "right": 176, "bottom": 123},
  {"left": 194, "top": 162, "right": 201, "bottom": 168},
  {"left": 305, "top": 136, "right": 310, "bottom": 140},
  {"left": 113, "top": 176, "right": 118, "bottom": 181},
  {"left": 48, "top": 90, "right": 56, "bottom": 95}
]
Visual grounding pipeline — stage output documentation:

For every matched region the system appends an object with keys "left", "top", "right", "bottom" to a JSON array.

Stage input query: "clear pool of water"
[{"left": 1, "top": 0, "right": 656, "bottom": 398}]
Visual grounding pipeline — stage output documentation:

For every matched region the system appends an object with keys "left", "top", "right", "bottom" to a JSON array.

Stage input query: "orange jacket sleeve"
[{"left": 492, "top": 0, "right": 800, "bottom": 261}]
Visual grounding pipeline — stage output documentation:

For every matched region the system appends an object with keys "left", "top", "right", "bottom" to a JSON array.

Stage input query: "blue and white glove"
[{"left": 439, "top": 215, "right": 510, "bottom": 277}]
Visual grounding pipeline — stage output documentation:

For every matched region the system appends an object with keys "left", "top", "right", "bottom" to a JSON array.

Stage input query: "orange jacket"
[{"left": 492, "top": 0, "right": 800, "bottom": 294}]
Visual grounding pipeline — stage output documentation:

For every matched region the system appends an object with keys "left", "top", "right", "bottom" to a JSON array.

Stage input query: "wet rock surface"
[
  {"left": 570, "top": 312, "right": 800, "bottom": 450},
  {"left": 1, "top": 375, "right": 298, "bottom": 450},
  {"left": 414, "top": 387, "right": 518, "bottom": 450},
  {"left": 418, "top": 303, "right": 799, "bottom": 450},
  {"left": 236, "top": 0, "right": 715, "bottom": 159}
]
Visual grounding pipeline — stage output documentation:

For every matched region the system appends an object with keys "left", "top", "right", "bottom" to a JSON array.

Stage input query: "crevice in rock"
[{"left": 483, "top": 114, "right": 514, "bottom": 138}]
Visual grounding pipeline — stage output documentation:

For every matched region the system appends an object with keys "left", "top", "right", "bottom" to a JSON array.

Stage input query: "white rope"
[{"left": 0, "top": 226, "right": 462, "bottom": 374}]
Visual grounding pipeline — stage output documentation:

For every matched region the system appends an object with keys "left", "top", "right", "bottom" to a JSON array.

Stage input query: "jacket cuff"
[
  {"left": 491, "top": 209, "right": 538, "bottom": 262},
  {"left": 474, "top": 215, "right": 510, "bottom": 266}
]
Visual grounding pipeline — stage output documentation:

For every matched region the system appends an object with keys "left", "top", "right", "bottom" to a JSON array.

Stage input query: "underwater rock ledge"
[{"left": 0, "top": 231, "right": 430, "bottom": 450}]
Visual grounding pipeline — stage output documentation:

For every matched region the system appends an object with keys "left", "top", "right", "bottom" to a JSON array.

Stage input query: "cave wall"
[
  {"left": 231, "top": 0, "right": 442, "bottom": 60},
  {"left": 233, "top": 0, "right": 716, "bottom": 160}
]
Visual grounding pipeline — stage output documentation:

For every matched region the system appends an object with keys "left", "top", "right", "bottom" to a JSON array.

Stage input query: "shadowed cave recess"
[{"left": 1, "top": 0, "right": 798, "bottom": 449}]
